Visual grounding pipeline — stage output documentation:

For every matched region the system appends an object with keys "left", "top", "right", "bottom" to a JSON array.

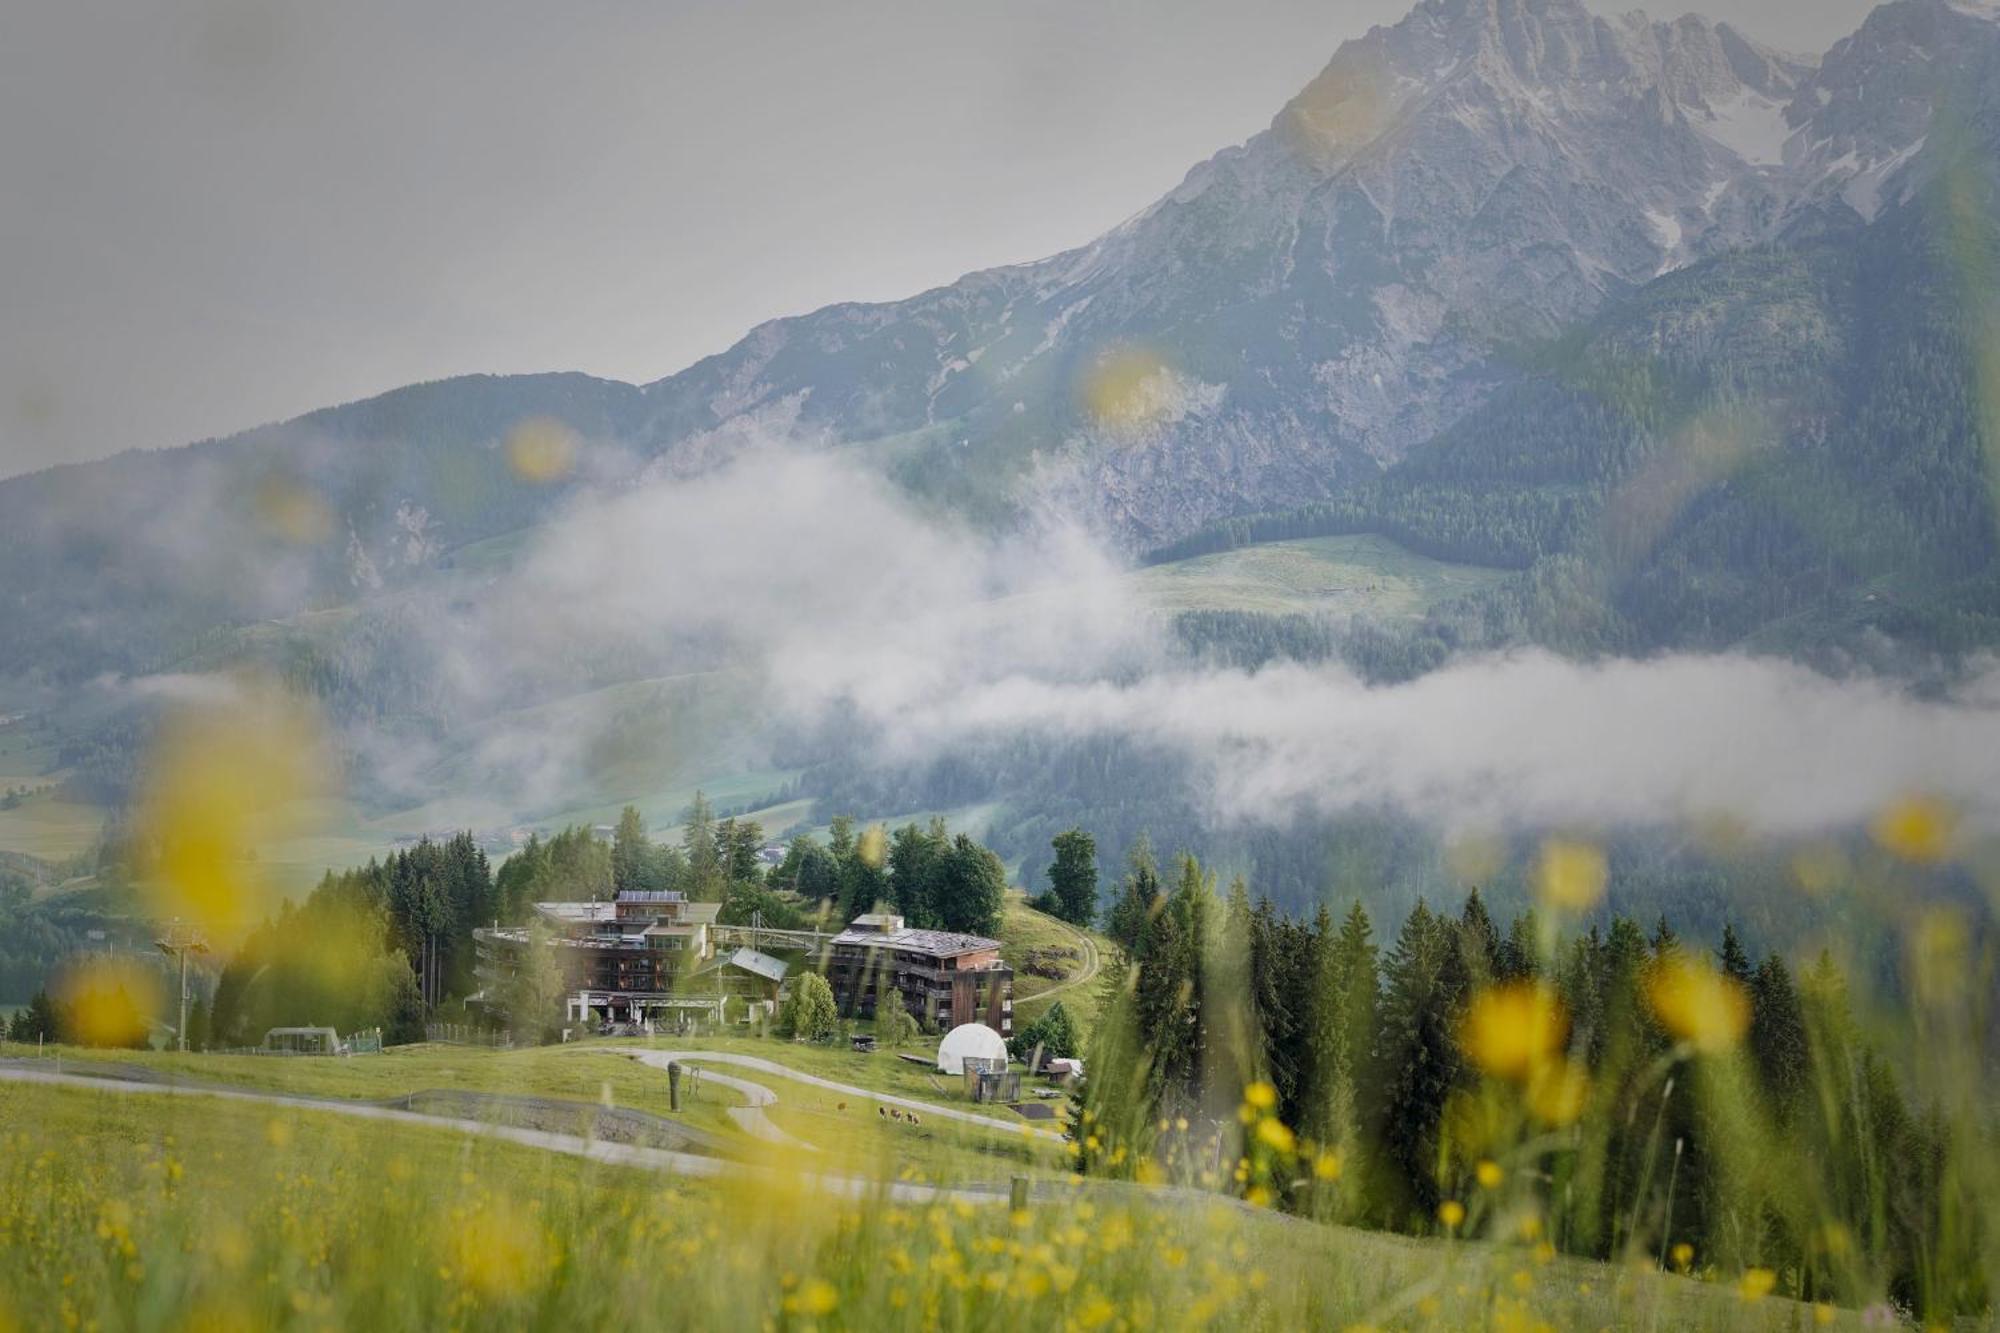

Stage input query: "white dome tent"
[{"left": 936, "top": 1022, "right": 1008, "bottom": 1075}]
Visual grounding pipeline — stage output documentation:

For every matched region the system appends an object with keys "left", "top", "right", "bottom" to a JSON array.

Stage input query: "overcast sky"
[{"left": 0, "top": 0, "right": 1877, "bottom": 480}]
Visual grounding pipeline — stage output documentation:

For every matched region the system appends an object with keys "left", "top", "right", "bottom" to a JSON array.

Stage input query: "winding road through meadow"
[{"left": 628, "top": 1048, "right": 1066, "bottom": 1143}]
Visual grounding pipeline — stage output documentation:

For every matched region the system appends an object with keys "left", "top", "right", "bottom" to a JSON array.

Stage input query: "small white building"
[{"left": 936, "top": 1022, "right": 1009, "bottom": 1075}]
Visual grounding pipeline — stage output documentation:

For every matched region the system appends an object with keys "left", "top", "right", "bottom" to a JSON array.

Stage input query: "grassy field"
[
  {"left": 0, "top": 785, "right": 103, "bottom": 866},
  {"left": 1128, "top": 533, "right": 1512, "bottom": 619},
  {"left": 0, "top": 718, "right": 58, "bottom": 787},
  {"left": 0, "top": 1077, "right": 1852, "bottom": 1330},
  {"left": 0, "top": 1041, "right": 747, "bottom": 1141},
  {"left": 0, "top": 1034, "right": 1071, "bottom": 1182},
  {"left": 629, "top": 1034, "right": 1010, "bottom": 1108},
  {"left": 1000, "top": 891, "right": 1112, "bottom": 1036}
]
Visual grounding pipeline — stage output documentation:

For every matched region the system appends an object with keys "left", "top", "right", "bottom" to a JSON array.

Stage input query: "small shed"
[
  {"left": 965, "top": 1066, "right": 1021, "bottom": 1103},
  {"left": 264, "top": 1026, "right": 342, "bottom": 1055}
]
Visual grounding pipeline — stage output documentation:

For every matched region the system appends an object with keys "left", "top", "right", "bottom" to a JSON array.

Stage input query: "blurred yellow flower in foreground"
[
  {"left": 1437, "top": 1200, "right": 1465, "bottom": 1230},
  {"left": 1646, "top": 958, "right": 1748, "bottom": 1054},
  {"left": 783, "top": 1278, "right": 839, "bottom": 1316},
  {"left": 1525, "top": 1058, "right": 1589, "bottom": 1127},
  {"left": 1909, "top": 907, "right": 1969, "bottom": 1008},
  {"left": 856, "top": 823, "right": 889, "bottom": 871},
  {"left": 54, "top": 957, "right": 163, "bottom": 1048},
  {"left": 252, "top": 475, "right": 333, "bottom": 546},
  {"left": 504, "top": 416, "right": 578, "bottom": 483},
  {"left": 1243, "top": 1081, "right": 1278, "bottom": 1111},
  {"left": 453, "top": 1200, "right": 550, "bottom": 1302},
  {"left": 1670, "top": 1242, "right": 1694, "bottom": 1272},
  {"left": 1737, "top": 1267, "right": 1776, "bottom": 1302},
  {"left": 1536, "top": 840, "right": 1606, "bottom": 912},
  {"left": 1445, "top": 830, "right": 1505, "bottom": 887},
  {"left": 1475, "top": 1160, "right": 1505, "bottom": 1190},
  {"left": 1080, "top": 346, "right": 1176, "bottom": 435},
  {"left": 1255, "top": 1118, "right": 1295, "bottom": 1154},
  {"left": 1461, "top": 982, "right": 1567, "bottom": 1081},
  {"left": 133, "top": 685, "right": 326, "bottom": 933},
  {"left": 1871, "top": 796, "right": 1957, "bottom": 864},
  {"left": 1790, "top": 842, "right": 1849, "bottom": 895}
]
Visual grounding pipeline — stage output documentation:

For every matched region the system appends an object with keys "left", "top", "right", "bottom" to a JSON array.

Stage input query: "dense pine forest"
[{"left": 1069, "top": 840, "right": 1989, "bottom": 1322}]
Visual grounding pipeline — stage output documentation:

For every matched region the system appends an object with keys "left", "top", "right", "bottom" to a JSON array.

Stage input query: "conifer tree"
[
  {"left": 1719, "top": 922, "right": 1752, "bottom": 983},
  {"left": 1046, "top": 827, "right": 1099, "bottom": 926},
  {"left": 1105, "top": 835, "right": 1163, "bottom": 958},
  {"left": 611, "top": 805, "right": 649, "bottom": 895},
  {"left": 1369, "top": 900, "right": 1465, "bottom": 1221},
  {"left": 1459, "top": 888, "right": 1500, "bottom": 982},
  {"left": 682, "top": 792, "right": 722, "bottom": 900},
  {"left": 1749, "top": 953, "right": 1810, "bottom": 1125},
  {"left": 1497, "top": 909, "right": 1540, "bottom": 980}
]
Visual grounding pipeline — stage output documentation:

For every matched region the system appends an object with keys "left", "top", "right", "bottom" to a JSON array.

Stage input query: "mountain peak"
[{"left": 1269, "top": 0, "right": 1812, "bottom": 177}]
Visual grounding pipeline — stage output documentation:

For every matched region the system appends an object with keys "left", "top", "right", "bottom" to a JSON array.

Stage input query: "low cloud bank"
[
  {"left": 127, "top": 442, "right": 2000, "bottom": 842},
  {"left": 891, "top": 652, "right": 2000, "bottom": 836},
  {"left": 483, "top": 445, "right": 2000, "bottom": 839}
]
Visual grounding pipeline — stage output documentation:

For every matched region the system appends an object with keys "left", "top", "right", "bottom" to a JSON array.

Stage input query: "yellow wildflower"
[
  {"left": 1647, "top": 958, "right": 1750, "bottom": 1053},
  {"left": 1255, "top": 1118, "right": 1295, "bottom": 1153},
  {"left": 783, "top": 1279, "right": 838, "bottom": 1316},
  {"left": 1737, "top": 1268, "right": 1777, "bottom": 1302},
  {"left": 1871, "top": 795, "right": 1956, "bottom": 863},
  {"left": 1462, "top": 982, "right": 1568, "bottom": 1081},
  {"left": 1536, "top": 839, "right": 1607, "bottom": 912}
]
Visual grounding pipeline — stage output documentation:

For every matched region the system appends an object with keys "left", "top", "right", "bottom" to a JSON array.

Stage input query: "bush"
[
  {"left": 1009, "top": 1001, "right": 1077, "bottom": 1066},
  {"left": 784, "top": 972, "right": 838, "bottom": 1043},
  {"left": 876, "top": 997, "right": 920, "bottom": 1048}
]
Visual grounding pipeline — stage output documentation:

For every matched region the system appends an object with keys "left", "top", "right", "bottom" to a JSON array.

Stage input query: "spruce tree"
[
  {"left": 1719, "top": 923, "right": 1753, "bottom": 983},
  {"left": 682, "top": 792, "right": 722, "bottom": 900},
  {"left": 1459, "top": 888, "right": 1500, "bottom": 982},
  {"left": 1749, "top": 953, "right": 1810, "bottom": 1125},
  {"left": 1046, "top": 827, "right": 1099, "bottom": 926},
  {"left": 611, "top": 805, "right": 649, "bottom": 894},
  {"left": 1369, "top": 900, "right": 1465, "bottom": 1221},
  {"left": 1498, "top": 909, "right": 1540, "bottom": 980},
  {"left": 1105, "top": 835, "right": 1163, "bottom": 958}
]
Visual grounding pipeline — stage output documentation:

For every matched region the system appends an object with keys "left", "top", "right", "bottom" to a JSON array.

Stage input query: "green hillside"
[{"left": 1128, "top": 534, "right": 1511, "bottom": 619}]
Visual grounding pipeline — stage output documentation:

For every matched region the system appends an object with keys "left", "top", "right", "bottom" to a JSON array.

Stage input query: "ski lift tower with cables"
[{"left": 154, "top": 920, "right": 209, "bottom": 1052}]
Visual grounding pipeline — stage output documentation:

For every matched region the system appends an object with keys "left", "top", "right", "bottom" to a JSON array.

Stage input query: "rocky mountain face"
[
  {"left": 2, "top": 0, "right": 1996, "bottom": 680},
  {"left": 622, "top": 0, "right": 1989, "bottom": 547}
]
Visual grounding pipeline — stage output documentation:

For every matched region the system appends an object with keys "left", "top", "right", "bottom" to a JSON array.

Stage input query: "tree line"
[
  {"left": 1072, "top": 841, "right": 1984, "bottom": 1322},
  {"left": 153, "top": 797, "right": 1022, "bottom": 1049}
]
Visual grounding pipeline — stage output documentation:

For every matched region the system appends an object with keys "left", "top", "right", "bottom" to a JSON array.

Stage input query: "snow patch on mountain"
[
  {"left": 1841, "top": 135, "right": 1928, "bottom": 220},
  {"left": 1698, "top": 90, "right": 1794, "bottom": 166}
]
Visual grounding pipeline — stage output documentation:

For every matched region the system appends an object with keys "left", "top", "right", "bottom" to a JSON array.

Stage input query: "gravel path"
[
  {"left": 1018, "top": 913, "right": 1103, "bottom": 1007},
  {"left": 633, "top": 1049, "right": 1065, "bottom": 1142},
  {"left": 0, "top": 1065, "right": 985, "bottom": 1203},
  {"left": 622, "top": 1052, "right": 815, "bottom": 1150}
]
